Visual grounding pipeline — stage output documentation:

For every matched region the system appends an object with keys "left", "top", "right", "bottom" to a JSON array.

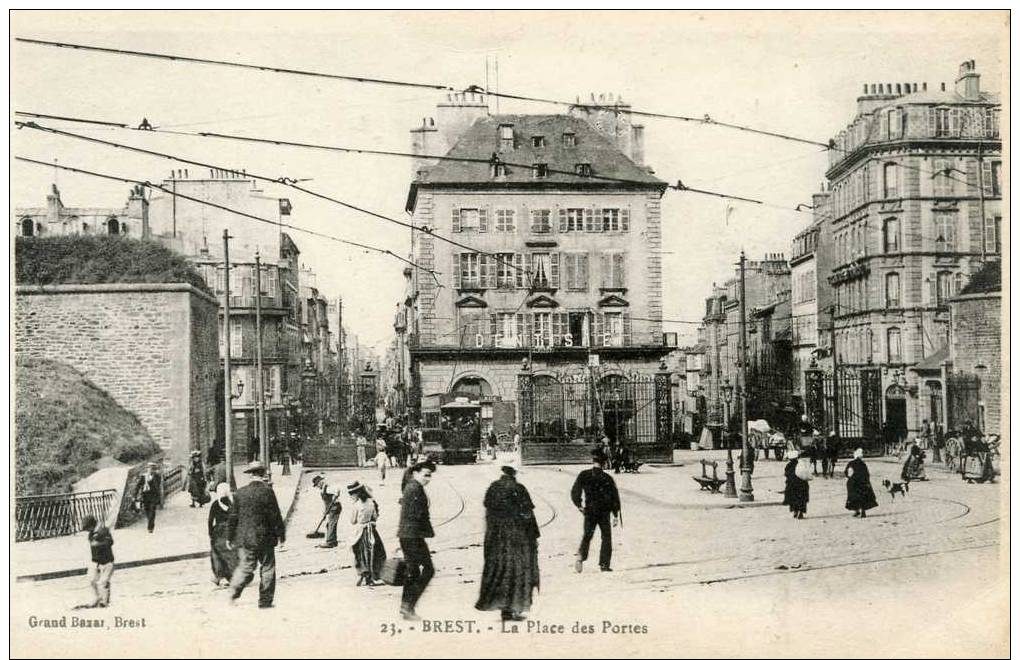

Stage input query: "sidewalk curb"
[{"left": 16, "top": 470, "right": 306, "bottom": 583}]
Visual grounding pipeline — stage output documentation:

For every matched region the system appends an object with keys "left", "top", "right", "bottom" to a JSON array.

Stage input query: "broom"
[{"left": 306, "top": 494, "right": 339, "bottom": 539}]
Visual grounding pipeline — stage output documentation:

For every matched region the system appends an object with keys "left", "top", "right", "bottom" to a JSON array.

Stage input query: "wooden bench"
[{"left": 692, "top": 459, "right": 725, "bottom": 492}]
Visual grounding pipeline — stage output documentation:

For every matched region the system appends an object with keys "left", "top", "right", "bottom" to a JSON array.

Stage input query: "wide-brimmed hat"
[
  {"left": 311, "top": 475, "right": 324, "bottom": 486},
  {"left": 347, "top": 480, "right": 370, "bottom": 496},
  {"left": 243, "top": 460, "right": 266, "bottom": 475}
]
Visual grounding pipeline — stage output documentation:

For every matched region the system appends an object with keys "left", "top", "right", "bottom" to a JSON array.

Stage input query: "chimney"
[
  {"left": 570, "top": 92, "right": 634, "bottom": 160},
  {"left": 956, "top": 59, "right": 981, "bottom": 101},
  {"left": 45, "top": 184, "right": 63, "bottom": 225},
  {"left": 631, "top": 124, "right": 645, "bottom": 166},
  {"left": 127, "top": 184, "right": 150, "bottom": 238}
]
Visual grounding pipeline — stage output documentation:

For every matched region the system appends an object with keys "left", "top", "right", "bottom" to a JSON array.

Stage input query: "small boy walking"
[{"left": 81, "top": 514, "right": 115, "bottom": 608}]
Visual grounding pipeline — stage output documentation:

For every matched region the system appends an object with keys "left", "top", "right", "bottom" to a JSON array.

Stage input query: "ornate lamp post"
[{"left": 721, "top": 378, "right": 737, "bottom": 498}]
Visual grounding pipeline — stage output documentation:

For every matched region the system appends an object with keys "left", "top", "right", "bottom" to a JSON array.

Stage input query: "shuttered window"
[
  {"left": 562, "top": 208, "right": 584, "bottom": 232},
  {"left": 600, "top": 253, "right": 626, "bottom": 288},
  {"left": 530, "top": 209, "right": 551, "bottom": 233},
  {"left": 564, "top": 253, "right": 589, "bottom": 291},
  {"left": 495, "top": 209, "right": 516, "bottom": 232},
  {"left": 495, "top": 253, "right": 516, "bottom": 289}
]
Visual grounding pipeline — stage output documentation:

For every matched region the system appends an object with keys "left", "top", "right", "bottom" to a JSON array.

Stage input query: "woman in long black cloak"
[
  {"left": 844, "top": 448, "right": 879, "bottom": 518},
  {"left": 475, "top": 464, "right": 540, "bottom": 621}
]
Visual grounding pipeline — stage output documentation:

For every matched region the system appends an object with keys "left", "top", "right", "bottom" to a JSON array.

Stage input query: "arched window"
[
  {"left": 883, "top": 162, "right": 899, "bottom": 198},
  {"left": 885, "top": 272, "right": 901, "bottom": 308},
  {"left": 450, "top": 376, "right": 492, "bottom": 402},
  {"left": 20, "top": 217, "right": 33, "bottom": 236},
  {"left": 883, "top": 218, "right": 900, "bottom": 253},
  {"left": 107, "top": 217, "right": 120, "bottom": 235},
  {"left": 887, "top": 327, "right": 902, "bottom": 363}
]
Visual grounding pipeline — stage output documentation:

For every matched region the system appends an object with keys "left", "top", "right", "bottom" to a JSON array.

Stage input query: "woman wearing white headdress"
[
  {"left": 207, "top": 482, "right": 237, "bottom": 586},
  {"left": 844, "top": 448, "right": 878, "bottom": 518}
]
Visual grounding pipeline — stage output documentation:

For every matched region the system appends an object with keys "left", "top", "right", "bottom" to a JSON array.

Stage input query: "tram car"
[{"left": 419, "top": 396, "right": 479, "bottom": 465}]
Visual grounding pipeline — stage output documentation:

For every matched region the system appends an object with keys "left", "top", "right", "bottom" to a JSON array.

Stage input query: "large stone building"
[
  {"left": 822, "top": 60, "right": 1001, "bottom": 441},
  {"left": 148, "top": 170, "right": 339, "bottom": 455},
  {"left": 405, "top": 93, "right": 673, "bottom": 462},
  {"left": 14, "top": 184, "right": 149, "bottom": 238},
  {"left": 947, "top": 260, "right": 1001, "bottom": 435},
  {"left": 700, "top": 255, "right": 792, "bottom": 444},
  {"left": 790, "top": 190, "right": 834, "bottom": 401}
]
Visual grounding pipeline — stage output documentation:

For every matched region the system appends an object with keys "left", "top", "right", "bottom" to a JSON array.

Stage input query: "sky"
[{"left": 10, "top": 10, "right": 1007, "bottom": 352}]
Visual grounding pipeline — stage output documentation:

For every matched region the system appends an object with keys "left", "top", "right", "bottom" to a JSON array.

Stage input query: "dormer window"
[
  {"left": 499, "top": 124, "right": 514, "bottom": 151},
  {"left": 491, "top": 162, "right": 509, "bottom": 178},
  {"left": 533, "top": 163, "right": 548, "bottom": 179},
  {"left": 562, "top": 132, "right": 576, "bottom": 148},
  {"left": 532, "top": 135, "right": 546, "bottom": 148},
  {"left": 575, "top": 163, "right": 592, "bottom": 177}
]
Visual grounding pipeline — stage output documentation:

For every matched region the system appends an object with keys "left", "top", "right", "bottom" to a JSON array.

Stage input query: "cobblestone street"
[{"left": 12, "top": 455, "right": 1005, "bottom": 657}]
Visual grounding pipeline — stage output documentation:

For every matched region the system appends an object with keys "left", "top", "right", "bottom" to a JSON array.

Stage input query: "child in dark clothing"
[{"left": 81, "top": 514, "right": 115, "bottom": 608}]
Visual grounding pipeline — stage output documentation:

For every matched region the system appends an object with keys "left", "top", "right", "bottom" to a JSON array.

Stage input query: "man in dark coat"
[
  {"left": 133, "top": 462, "right": 162, "bottom": 533},
  {"left": 227, "top": 461, "right": 286, "bottom": 608},
  {"left": 571, "top": 450, "right": 621, "bottom": 573},
  {"left": 187, "top": 450, "right": 209, "bottom": 507},
  {"left": 475, "top": 462, "right": 540, "bottom": 621},
  {"left": 398, "top": 460, "right": 436, "bottom": 621}
]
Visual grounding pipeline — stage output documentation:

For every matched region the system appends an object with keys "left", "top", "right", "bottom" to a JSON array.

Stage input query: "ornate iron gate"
[
  {"left": 804, "top": 365, "right": 882, "bottom": 452},
  {"left": 518, "top": 366, "right": 671, "bottom": 445}
]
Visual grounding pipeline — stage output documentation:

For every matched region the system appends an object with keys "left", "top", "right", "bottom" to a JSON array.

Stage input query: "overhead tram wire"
[
  {"left": 13, "top": 113, "right": 818, "bottom": 217},
  {"left": 14, "top": 120, "right": 535, "bottom": 278},
  {"left": 15, "top": 37, "right": 829, "bottom": 150},
  {"left": 14, "top": 155, "right": 435, "bottom": 277}
]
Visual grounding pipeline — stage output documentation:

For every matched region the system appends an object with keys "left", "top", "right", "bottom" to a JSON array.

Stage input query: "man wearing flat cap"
[{"left": 227, "top": 460, "right": 286, "bottom": 608}]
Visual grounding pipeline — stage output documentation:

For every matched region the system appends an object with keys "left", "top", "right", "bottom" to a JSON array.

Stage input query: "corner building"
[
  {"left": 406, "top": 93, "right": 673, "bottom": 463},
  {"left": 823, "top": 61, "right": 1001, "bottom": 442}
]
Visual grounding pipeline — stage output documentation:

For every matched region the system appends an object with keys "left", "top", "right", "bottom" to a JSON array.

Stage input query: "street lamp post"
[{"left": 721, "top": 378, "right": 737, "bottom": 498}]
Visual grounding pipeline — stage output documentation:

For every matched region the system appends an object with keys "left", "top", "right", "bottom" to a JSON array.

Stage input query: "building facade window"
[
  {"left": 982, "top": 160, "right": 1002, "bottom": 198},
  {"left": 575, "top": 163, "right": 592, "bottom": 177},
  {"left": 936, "top": 271, "right": 953, "bottom": 306},
  {"left": 495, "top": 208, "right": 516, "bottom": 232},
  {"left": 885, "top": 272, "right": 901, "bottom": 308},
  {"left": 934, "top": 214, "right": 956, "bottom": 251},
  {"left": 562, "top": 132, "right": 576, "bottom": 147},
  {"left": 883, "top": 162, "right": 899, "bottom": 198},
  {"left": 985, "top": 215, "right": 1002, "bottom": 254},
  {"left": 532, "top": 135, "right": 545, "bottom": 148},
  {"left": 564, "top": 252, "right": 589, "bottom": 291},
  {"left": 887, "top": 327, "right": 902, "bottom": 363},
  {"left": 561, "top": 207, "right": 584, "bottom": 232},
  {"left": 530, "top": 252, "right": 553, "bottom": 288},
  {"left": 532, "top": 163, "right": 548, "bottom": 179},
  {"left": 530, "top": 209, "right": 552, "bottom": 234},
  {"left": 459, "top": 253, "right": 480, "bottom": 288},
  {"left": 600, "top": 252, "right": 626, "bottom": 288},
  {"left": 231, "top": 318, "right": 243, "bottom": 357},
  {"left": 604, "top": 312, "right": 624, "bottom": 347},
  {"left": 883, "top": 217, "right": 900, "bottom": 253},
  {"left": 887, "top": 107, "right": 904, "bottom": 140},
  {"left": 453, "top": 207, "right": 486, "bottom": 232},
  {"left": 495, "top": 253, "right": 516, "bottom": 289},
  {"left": 932, "top": 159, "right": 954, "bottom": 197},
  {"left": 499, "top": 124, "right": 514, "bottom": 151}
]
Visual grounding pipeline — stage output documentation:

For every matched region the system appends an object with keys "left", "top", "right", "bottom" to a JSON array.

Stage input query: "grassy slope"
[
  {"left": 15, "top": 357, "right": 161, "bottom": 496},
  {"left": 15, "top": 235, "right": 211, "bottom": 294}
]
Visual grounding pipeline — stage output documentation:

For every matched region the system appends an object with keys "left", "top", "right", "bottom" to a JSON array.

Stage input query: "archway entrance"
[{"left": 885, "top": 385, "right": 908, "bottom": 444}]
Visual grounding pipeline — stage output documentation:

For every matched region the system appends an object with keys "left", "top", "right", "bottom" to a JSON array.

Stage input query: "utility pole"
[
  {"left": 829, "top": 305, "right": 842, "bottom": 448},
  {"left": 738, "top": 250, "right": 753, "bottom": 502},
  {"left": 222, "top": 230, "right": 236, "bottom": 489},
  {"left": 255, "top": 250, "right": 269, "bottom": 480}
]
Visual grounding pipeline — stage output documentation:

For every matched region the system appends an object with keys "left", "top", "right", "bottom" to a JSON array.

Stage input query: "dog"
[{"left": 882, "top": 479, "right": 909, "bottom": 500}]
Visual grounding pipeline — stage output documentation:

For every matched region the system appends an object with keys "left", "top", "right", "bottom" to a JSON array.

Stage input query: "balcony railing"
[{"left": 15, "top": 489, "right": 118, "bottom": 542}]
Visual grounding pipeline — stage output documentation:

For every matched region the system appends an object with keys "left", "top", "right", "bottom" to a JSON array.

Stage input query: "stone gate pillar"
[
  {"left": 517, "top": 358, "right": 533, "bottom": 440},
  {"left": 655, "top": 359, "right": 672, "bottom": 444}
]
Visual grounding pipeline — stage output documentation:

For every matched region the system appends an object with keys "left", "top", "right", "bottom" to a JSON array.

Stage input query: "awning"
[{"left": 912, "top": 346, "right": 949, "bottom": 372}]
